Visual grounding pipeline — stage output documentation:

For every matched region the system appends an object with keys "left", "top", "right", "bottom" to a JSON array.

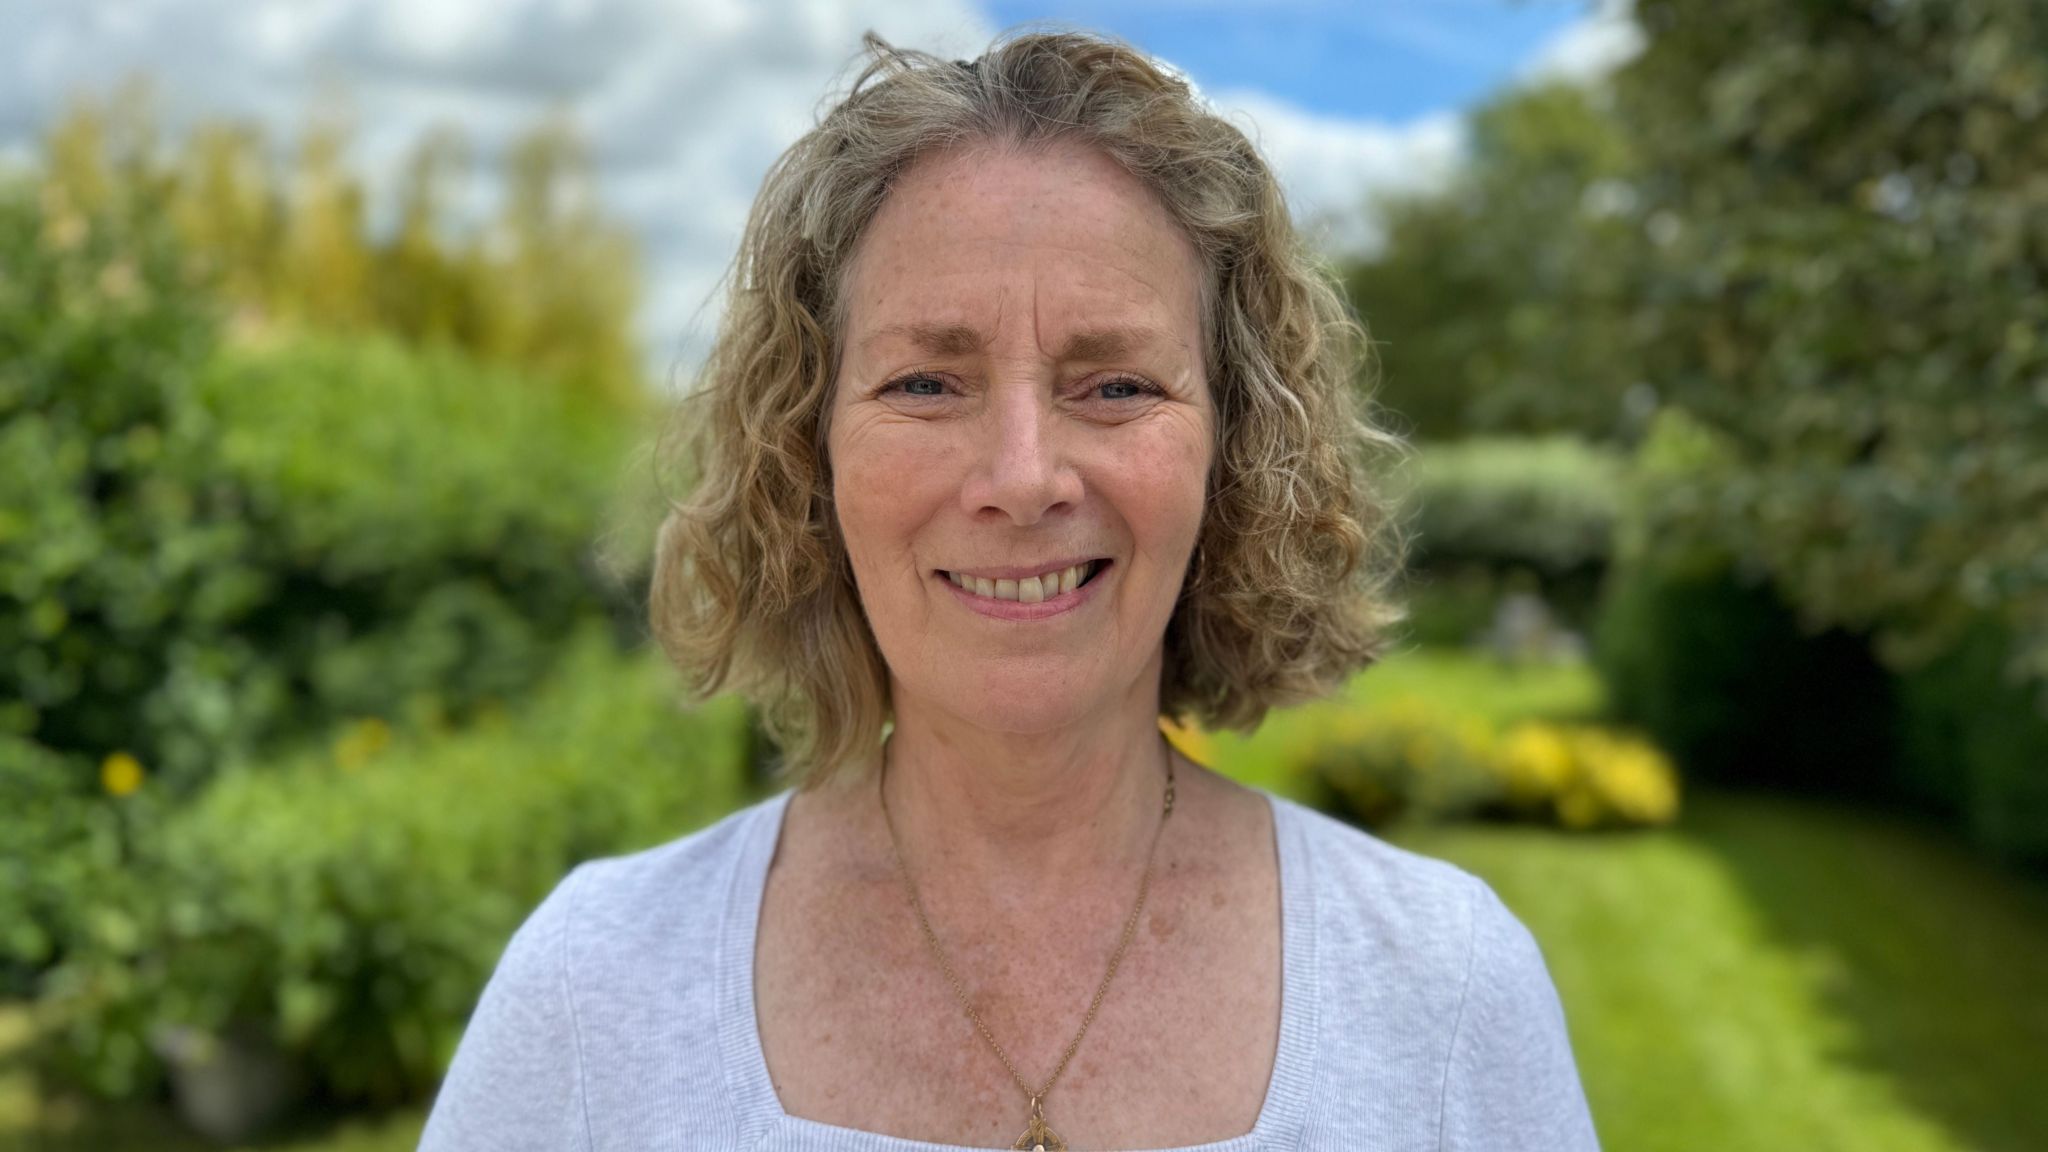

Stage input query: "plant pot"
[{"left": 150, "top": 1019, "right": 305, "bottom": 1144}]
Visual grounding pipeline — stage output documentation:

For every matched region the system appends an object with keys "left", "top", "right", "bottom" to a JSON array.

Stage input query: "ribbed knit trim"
[{"left": 718, "top": 788, "right": 1319, "bottom": 1152}]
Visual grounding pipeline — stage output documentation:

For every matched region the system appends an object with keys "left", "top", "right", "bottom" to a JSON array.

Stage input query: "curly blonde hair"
[{"left": 650, "top": 27, "right": 1413, "bottom": 790}]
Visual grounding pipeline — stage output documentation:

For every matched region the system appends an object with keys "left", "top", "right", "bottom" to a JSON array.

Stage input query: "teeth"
[{"left": 949, "top": 562, "right": 1097, "bottom": 602}]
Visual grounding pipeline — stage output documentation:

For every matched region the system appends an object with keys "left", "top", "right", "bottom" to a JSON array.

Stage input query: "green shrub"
[
  {"left": 36, "top": 626, "right": 753, "bottom": 1104},
  {"left": 198, "top": 331, "right": 641, "bottom": 737},
  {"left": 1172, "top": 673, "right": 1679, "bottom": 833},
  {"left": 1300, "top": 699, "right": 1683, "bottom": 832},
  {"left": 1893, "top": 611, "right": 2048, "bottom": 860},
  {"left": 0, "top": 171, "right": 251, "bottom": 788},
  {"left": 1491, "top": 719, "right": 1682, "bottom": 831},
  {"left": 1299, "top": 696, "right": 1503, "bottom": 827},
  {"left": 1390, "top": 436, "right": 1624, "bottom": 647},
  {"left": 3, "top": 157, "right": 644, "bottom": 802},
  {"left": 1406, "top": 436, "right": 1625, "bottom": 574},
  {"left": 1592, "top": 550, "right": 1897, "bottom": 796},
  {"left": 6, "top": 320, "right": 635, "bottom": 784},
  {"left": 0, "top": 739, "right": 119, "bottom": 990}
]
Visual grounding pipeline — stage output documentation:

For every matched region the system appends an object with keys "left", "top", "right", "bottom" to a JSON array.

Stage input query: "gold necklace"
[{"left": 876, "top": 738, "right": 1177, "bottom": 1152}]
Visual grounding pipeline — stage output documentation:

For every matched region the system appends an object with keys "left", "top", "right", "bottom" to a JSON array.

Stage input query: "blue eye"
[
  {"left": 1098, "top": 377, "right": 1152, "bottom": 399},
  {"left": 892, "top": 375, "right": 946, "bottom": 396}
]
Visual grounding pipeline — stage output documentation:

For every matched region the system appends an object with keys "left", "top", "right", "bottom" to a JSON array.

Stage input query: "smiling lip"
[
  {"left": 937, "top": 559, "right": 1111, "bottom": 621},
  {"left": 943, "top": 557, "right": 1105, "bottom": 581}
]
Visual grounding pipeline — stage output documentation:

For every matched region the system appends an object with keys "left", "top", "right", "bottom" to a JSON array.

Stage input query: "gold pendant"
[{"left": 1012, "top": 1095, "right": 1067, "bottom": 1151}]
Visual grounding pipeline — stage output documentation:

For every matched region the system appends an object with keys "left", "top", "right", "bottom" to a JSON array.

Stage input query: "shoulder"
[
  {"left": 471, "top": 791, "right": 782, "bottom": 1001},
  {"left": 1271, "top": 791, "right": 1496, "bottom": 966},
  {"left": 1265, "top": 794, "right": 1599, "bottom": 1149},
  {"left": 422, "top": 796, "right": 783, "bottom": 1149},
  {"left": 530, "top": 791, "right": 793, "bottom": 1001},
  {"left": 1274, "top": 791, "right": 1560, "bottom": 998},
  {"left": 564, "top": 791, "right": 779, "bottom": 929}
]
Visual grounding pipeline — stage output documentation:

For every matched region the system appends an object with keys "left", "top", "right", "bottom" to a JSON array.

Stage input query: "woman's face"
[{"left": 827, "top": 139, "right": 1213, "bottom": 735}]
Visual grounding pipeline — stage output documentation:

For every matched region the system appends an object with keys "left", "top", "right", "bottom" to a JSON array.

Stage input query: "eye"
[
  {"left": 1096, "top": 375, "right": 1161, "bottom": 400},
  {"left": 881, "top": 373, "right": 949, "bottom": 398}
]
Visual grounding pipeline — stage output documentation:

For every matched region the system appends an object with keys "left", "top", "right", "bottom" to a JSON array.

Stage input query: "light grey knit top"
[{"left": 418, "top": 786, "right": 1600, "bottom": 1151}]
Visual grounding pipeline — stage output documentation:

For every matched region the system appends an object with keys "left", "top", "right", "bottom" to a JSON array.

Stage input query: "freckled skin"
[{"left": 826, "top": 139, "right": 1213, "bottom": 739}]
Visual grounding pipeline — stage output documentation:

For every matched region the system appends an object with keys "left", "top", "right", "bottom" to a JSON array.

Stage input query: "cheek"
[
  {"left": 829, "top": 419, "right": 952, "bottom": 570},
  {"left": 1101, "top": 416, "right": 1213, "bottom": 561}
]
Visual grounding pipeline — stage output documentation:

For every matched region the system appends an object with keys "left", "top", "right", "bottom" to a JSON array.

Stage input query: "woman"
[{"left": 421, "top": 29, "right": 1599, "bottom": 1152}]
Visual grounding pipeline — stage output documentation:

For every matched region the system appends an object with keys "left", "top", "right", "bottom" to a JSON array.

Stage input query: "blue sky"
[{"left": 989, "top": 0, "right": 1589, "bottom": 122}]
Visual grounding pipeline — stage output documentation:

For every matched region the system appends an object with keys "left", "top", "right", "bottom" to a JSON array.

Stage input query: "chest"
[{"left": 752, "top": 850, "right": 1282, "bottom": 1149}]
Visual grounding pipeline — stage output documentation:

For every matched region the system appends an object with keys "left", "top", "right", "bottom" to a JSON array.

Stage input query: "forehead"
[{"left": 840, "top": 139, "right": 1206, "bottom": 358}]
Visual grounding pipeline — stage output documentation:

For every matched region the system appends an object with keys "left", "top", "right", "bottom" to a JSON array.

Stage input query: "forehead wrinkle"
[{"left": 1031, "top": 262, "right": 1195, "bottom": 373}]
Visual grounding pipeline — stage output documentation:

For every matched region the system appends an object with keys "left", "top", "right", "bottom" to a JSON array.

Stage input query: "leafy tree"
[
  {"left": 1343, "top": 81, "right": 1645, "bottom": 443},
  {"left": 464, "top": 115, "right": 643, "bottom": 412},
  {"left": 1612, "top": 0, "right": 2048, "bottom": 685}
]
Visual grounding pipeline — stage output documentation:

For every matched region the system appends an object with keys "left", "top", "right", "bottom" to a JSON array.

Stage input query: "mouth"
[{"left": 937, "top": 559, "right": 1110, "bottom": 605}]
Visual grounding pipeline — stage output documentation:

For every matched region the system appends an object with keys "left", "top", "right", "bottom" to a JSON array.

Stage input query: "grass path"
[{"left": 1393, "top": 788, "right": 2048, "bottom": 1152}]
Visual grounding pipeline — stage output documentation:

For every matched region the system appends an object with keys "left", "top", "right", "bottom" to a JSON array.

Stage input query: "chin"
[{"left": 900, "top": 661, "right": 1115, "bottom": 735}]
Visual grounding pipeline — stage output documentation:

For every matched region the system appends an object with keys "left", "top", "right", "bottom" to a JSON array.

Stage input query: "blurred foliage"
[
  {"left": 1353, "top": 0, "right": 2048, "bottom": 856},
  {"left": 33, "top": 627, "right": 751, "bottom": 1106},
  {"left": 42, "top": 82, "right": 644, "bottom": 411},
  {"left": 1890, "top": 610, "right": 2048, "bottom": 859},
  {"left": 1291, "top": 699, "right": 1678, "bottom": 831},
  {"left": 1165, "top": 648, "right": 1673, "bottom": 832},
  {"left": 1345, "top": 81, "right": 1646, "bottom": 443},
  {"left": 1610, "top": 0, "right": 2048, "bottom": 688},
  {"left": 0, "top": 95, "right": 665, "bottom": 1019},
  {"left": 0, "top": 154, "right": 227, "bottom": 773},
  {"left": 197, "top": 332, "right": 642, "bottom": 732},
  {"left": 1594, "top": 542, "right": 1899, "bottom": 799},
  {"left": 1601, "top": 409, "right": 2048, "bottom": 858},
  {"left": 0, "top": 739, "right": 102, "bottom": 996},
  {"left": 1, "top": 295, "right": 640, "bottom": 801},
  {"left": 1493, "top": 720, "right": 1681, "bottom": 829},
  {"left": 1354, "top": 0, "right": 2048, "bottom": 691},
  {"left": 1378, "top": 436, "right": 1619, "bottom": 650},
  {"left": 1401, "top": 435, "right": 1624, "bottom": 574}
]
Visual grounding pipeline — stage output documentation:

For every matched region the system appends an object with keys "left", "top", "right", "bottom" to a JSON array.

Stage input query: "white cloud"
[
  {"left": 1209, "top": 89, "right": 1464, "bottom": 257},
  {"left": 1518, "top": 0, "right": 1643, "bottom": 85}
]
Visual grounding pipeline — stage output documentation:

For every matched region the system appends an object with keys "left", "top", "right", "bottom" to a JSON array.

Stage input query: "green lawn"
[{"left": 1392, "top": 788, "right": 2048, "bottom": 1152}]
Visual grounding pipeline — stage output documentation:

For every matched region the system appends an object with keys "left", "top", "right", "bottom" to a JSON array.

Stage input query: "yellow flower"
[
  {"left": 1498, "top": 723, "right": 1574, "bottom": 805},
  {"left": 101, "top": 751, "right": 145, "bottom": 797}
]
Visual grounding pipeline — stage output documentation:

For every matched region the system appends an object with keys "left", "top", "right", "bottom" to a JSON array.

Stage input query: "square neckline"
[{"left": 716, "top": 786, "right": 1320, "bottom": 1152}]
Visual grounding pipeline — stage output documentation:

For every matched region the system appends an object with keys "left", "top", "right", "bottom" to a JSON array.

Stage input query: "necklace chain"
[{"left": 876, "top": 737, "right": 1177, "bottom": 1132}]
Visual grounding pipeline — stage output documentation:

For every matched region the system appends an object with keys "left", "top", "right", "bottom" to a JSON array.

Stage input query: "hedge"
[{"left": 36, "top": 626, "right": 753, "bottom": 1104}]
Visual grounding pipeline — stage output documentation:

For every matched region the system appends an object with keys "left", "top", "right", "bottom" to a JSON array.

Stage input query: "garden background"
[{"left": 4, "top": 1, "right": 2046, "bottom": 1149}]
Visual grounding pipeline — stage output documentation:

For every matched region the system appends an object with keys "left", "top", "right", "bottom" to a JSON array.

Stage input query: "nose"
[{"left": 960, "top": 375, "right": 1076, "bottom": 526}]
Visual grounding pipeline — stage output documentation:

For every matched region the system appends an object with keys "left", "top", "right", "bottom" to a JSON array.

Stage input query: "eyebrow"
[{"left": 861, "top": 321, "right": 1176, "bottom": 362}]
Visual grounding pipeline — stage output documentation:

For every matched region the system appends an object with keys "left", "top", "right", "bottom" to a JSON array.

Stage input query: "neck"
[{"left": 872, "top": 662, "right": 1174, "bottom": 915}]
